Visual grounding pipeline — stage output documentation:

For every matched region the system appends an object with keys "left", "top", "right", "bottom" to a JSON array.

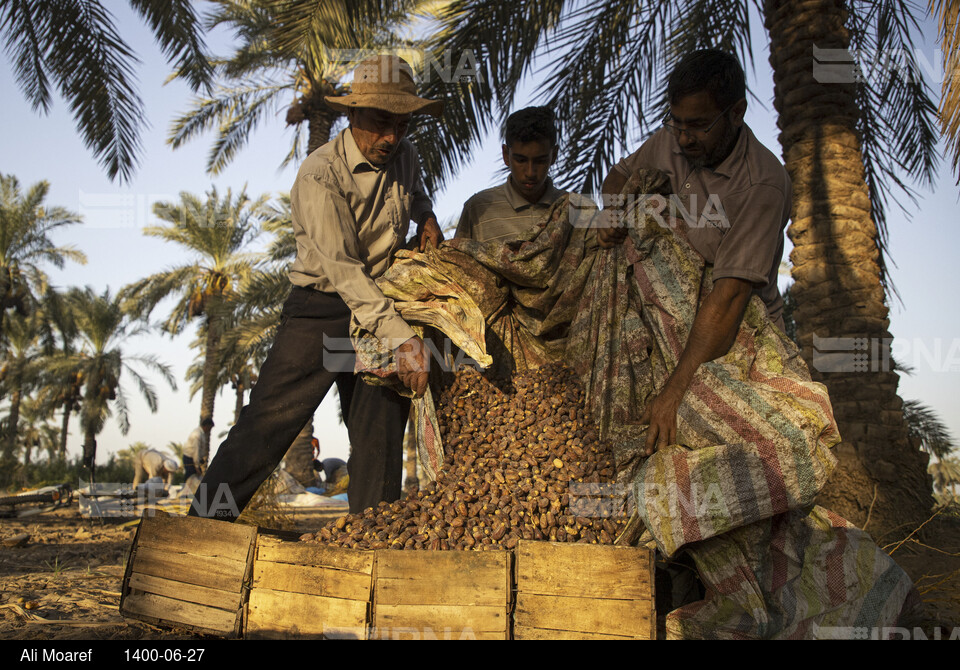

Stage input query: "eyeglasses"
[{"left": 662, "top": 102, "right": 736, "bottom": 137}]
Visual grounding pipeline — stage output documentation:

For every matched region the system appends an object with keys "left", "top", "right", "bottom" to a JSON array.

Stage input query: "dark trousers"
[{"left": 188, "top": 287, "right": 410, "bottom": 521}]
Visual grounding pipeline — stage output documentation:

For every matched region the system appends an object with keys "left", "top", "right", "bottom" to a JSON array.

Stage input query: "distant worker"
[
  {"left": 132, "top": 449, "right": 180, "bottom": 487},
  {"left": 321, "top": 458, "right": 348, "bottom": 487},
  {"left": 183, "top": 417, "right": 213, "bottom": 479}
]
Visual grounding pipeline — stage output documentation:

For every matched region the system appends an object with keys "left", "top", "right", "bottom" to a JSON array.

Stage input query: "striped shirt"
[{"left": 454, "top": 178, "right": 565, "bottom": 243}]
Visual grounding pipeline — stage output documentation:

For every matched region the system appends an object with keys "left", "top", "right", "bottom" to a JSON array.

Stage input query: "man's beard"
[{"left": 686, "top": 122, "right": 740, "bottom": 170}]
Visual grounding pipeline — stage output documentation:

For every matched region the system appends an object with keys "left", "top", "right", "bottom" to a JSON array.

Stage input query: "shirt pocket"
[{"left": 390, "top": 186, "right": 413, "bottom": 240}]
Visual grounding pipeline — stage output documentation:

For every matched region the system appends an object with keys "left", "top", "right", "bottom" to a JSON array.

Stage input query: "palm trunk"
[
  {"left": 307, "top": 81, "right": 342, "bottom": 155},
  {"left": 234, "top": 381, "right": 245, "bottom": 425},
  {"left": 82, "top": 425, "right": 97, "bottom": 481},
  {"left": 200, "top": 312, "right": 222, "bottom": 445},
  {"left": 3, "top": 387, "right": 22, "bottom": 465},
  {"left": 764, "top": 0, "right": 934, "bottom": 536},
  {"left": 59, "top": 402, "right": 72, "bottom": 461}
]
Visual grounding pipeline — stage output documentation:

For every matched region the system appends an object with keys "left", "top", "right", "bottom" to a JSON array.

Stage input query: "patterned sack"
[{"left": 350, "top": 169, "right": 916, "bottom": 638}]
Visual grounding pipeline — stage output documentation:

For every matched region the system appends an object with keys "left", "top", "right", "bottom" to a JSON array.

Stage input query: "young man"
[
  {"left": 598, "top": 49, "right": 791, "bottom": 457},
  {"left": 188, "top": 55, "right": 442, "bottom": 520},
  {"left": 455, "top": 106, "right": 565, "bottom": 242}
]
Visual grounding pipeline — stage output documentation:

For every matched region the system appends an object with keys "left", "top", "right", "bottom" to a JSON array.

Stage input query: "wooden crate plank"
[
  {"left": 136, "top": 514, "right": 255, "bottom": 562},
  {"left": 245, "top": 588, "right": 368, "bottom": 640},
  {"left": 131, "top": 545, "right": 246, "bottom": 593},
  {"left": 515, "top": 593, "right": 654, "bottom": 639},
  {"left": 256, "top": 537, "right": 374, "bottom": 574},
  {"left": 253, "top": 561, "right": 372, "bottom": 601},
  {"left": 128, "top": 573, "right": 241, "bottom": 611},
  {"left": 516, "top": 541, "right": 653, "bottom": 600},
  {"left": 374, "top": 551, "right": 511, "bottom": 606},
  {"left": 374, "top": 576, "right": 508, "bottom": 607},
  {"left": 121, "top": 592, "right": 238, "bottom": 635},
  {"left": 513, "top": 625, "right": 638, "bottom": 640},
  {"left": 373, "top": 604, "right": 507, "bottom": 637},
  {"left": 371, "top": 627, "right": 506, "bottom": 640}
]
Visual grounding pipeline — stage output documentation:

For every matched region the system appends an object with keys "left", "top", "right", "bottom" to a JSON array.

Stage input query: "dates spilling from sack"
[{"left": 304, "top": 363, "right": 627, "bottom": 550}]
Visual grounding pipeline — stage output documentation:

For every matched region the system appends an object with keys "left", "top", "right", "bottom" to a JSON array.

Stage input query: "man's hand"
[
  {"left": 418, "top": 216, "right": 443, "bottom": 251},
  {"left": 597, "top": 204, "right": 627, "bottom": 249},
  {"left": 395, "top": 335, "right": 430, "bottom": 397},
  {"left": 638, "top": 278, "right": 755, "bottom": 457},
  {"left": 639, "top": 388, "right": 683, "bottom": 456}
]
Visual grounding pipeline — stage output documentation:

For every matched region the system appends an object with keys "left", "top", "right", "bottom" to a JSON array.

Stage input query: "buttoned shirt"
[
  {"left": 289, "top": 128, "right": 433, "bottom": 345},
  {"left": 614, "top": 124, "right": 791, "bottom": 327},
  {"left": 455, "top": 178, "right": 566, "bottom": 242}
]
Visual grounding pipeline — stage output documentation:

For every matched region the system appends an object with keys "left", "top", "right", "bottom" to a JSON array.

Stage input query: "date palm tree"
[
  {"left": 431, "top": 0, "right": 943, "bottom": 534},
  {"left": 167, "top": 0, "right": 477, "bottom": 190},
  {"left": 56, "top": 287, "right": 177, "bottom": 476},
  {"left": 0, "top": 309, "right": 48, "bottom": 473},
  {"left": 119, "top": 187, "right": 269, "bottom": 448},
  {"left": 16, "top": 396, "right": 60, "bottom": 468},
  {"left": 0, "top": 0, "right": 213, "bottom": 182},
  {"left": 0, "top": 174, "right": 85, "bottom": 346}
]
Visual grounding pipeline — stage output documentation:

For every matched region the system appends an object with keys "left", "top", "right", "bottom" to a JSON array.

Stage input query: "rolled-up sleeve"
[
  {"left": 293, "top": 173, "right": 416, "bottom": 347},
  {"left": 712, "top": 183, "right": 787, "bottom": 286}
]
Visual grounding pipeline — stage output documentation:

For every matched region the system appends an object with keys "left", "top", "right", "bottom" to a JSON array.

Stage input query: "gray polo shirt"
[
  {"left": 454, "top": 178, "right": 565, "bottom": 243},
  {"left": 289, "top": 128, "right": 433, "bottom": 347},
  {"left": 614, "top": 125, "right": 791, "bottom": 326}
]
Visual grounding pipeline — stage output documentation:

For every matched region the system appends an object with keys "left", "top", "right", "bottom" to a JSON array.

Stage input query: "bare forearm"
[
  {"left": 663, "top": 278, "right": 753, "bottom": 397},
  {"left": 642, "top": 278, "right": 753, "bottom": 454},
  {"left": 601, "top": 169, "right": 628, "bottom": 198}
]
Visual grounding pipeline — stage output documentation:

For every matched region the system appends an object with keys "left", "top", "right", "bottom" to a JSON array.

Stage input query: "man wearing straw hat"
[{"left": 189, "top": 54, "right": 444, "bottom": 520}]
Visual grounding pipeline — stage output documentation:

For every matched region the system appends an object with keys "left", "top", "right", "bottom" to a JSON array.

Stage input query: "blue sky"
[{"left": 1, "top": 5, "right": 957, "bottom": 469}]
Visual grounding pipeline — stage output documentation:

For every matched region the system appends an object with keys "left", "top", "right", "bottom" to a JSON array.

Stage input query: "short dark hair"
[
  {"left": 503, "top": 106, "right": 557, "bottom": 147},
  {"left": 667, "top": 49, "right": 745, "bottom": 109}
]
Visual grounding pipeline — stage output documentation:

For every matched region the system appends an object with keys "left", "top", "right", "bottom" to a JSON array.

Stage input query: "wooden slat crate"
[
  {"left": 120, "top": 512, "right": 257, "bottom": 637},
  {"left": 244, "top": 535, "right": 374, "bottom": 639},
  {"left": 373, "top": 550, "right": 513, "bottom": 640},
  {"left": 514, "top": 540, "right": 656, "bottom": 639}
]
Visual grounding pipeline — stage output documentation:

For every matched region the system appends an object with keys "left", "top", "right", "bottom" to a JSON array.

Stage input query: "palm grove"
[{"left": 1, "top": 0, "right": 958, "bottom": 536}]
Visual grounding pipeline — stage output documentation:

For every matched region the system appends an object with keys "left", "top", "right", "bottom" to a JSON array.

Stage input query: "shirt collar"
[
  {"left": 712, "top": 125, "right": 750, "bottom": 178},
  {"left": 669, "top": 123, "right": 751, "bottom": 178},
  {"left": 502, "top": 177, "right": 562, "bottom": 211},
  {"left": 342, "top": 127, "right": 383, "bottom": 174}
]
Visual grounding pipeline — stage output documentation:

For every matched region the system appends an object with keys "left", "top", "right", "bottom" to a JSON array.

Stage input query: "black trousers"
[{"left": 188, "top": 287, "right": 410, "bottom": 521}]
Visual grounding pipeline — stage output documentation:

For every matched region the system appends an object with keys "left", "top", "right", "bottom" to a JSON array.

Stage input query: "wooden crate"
[
  {"left": 514, "top": 540, "right": 655, "bottom": 639},
  {"left": 120, "top": 512, "right": 257, "bottom": 637},
  {"left": 373, "top": 550, "right": 513, "bottom": 640},
  {"left": 245, "top": 535, "right": 374, "bottom": 639}
]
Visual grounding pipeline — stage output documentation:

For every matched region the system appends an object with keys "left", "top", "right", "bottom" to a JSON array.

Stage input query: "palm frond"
[
  {"left": 904, "top": 398, "right": 957, "bottom": 460},
  {"left": 127, "top": 0, "right": 214, "bottom": 92},
  {"left": 168, "top": 81, "right": 291, "bottom": 175},
  {"left": 930, "top": 0, "right": 960, "bottom": 182}
]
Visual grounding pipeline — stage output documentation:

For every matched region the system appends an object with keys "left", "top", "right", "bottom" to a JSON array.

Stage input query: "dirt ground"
[{"left": 1, "top": 503, "right": 959, "bottom": 641}]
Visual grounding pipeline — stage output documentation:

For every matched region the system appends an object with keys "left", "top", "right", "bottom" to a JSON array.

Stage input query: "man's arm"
[
  {"left": 294, "top": 174, "right": 429, "bottom": 396},
  {"left": 640, "top": 277, "right": 755, "bottom": 456}
]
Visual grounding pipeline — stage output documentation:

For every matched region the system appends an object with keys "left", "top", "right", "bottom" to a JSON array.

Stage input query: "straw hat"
[{"left": 324, "top": 55, "right": 443, "bottom": 117}]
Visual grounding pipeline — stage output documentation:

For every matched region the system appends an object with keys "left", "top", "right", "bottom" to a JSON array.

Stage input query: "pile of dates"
[{"left": 303, "top": 363, "right": 627, "bottom": 551}]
